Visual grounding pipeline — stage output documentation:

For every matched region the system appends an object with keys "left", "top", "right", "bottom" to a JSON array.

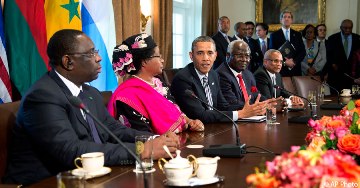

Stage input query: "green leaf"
[
  {"left": 350, "top": 112, "right": 360, "bottom": 134},
  {"left": 347, "top": 100, "right": 356, "bottom": 110}
]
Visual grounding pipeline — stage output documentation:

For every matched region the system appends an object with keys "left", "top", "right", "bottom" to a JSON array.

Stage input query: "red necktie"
[{"left": 237, "top": 74, "right": 249, "bottom": 101}]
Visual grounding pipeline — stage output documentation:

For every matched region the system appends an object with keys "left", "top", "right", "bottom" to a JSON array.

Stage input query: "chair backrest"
[
  {"left": 292, "top": 76, "right": 321, "bottom": 98},
  {"left": 163, "top": 68, "right": 182, "bottom": 86},
  {"left": 282, "top": 77, "right": 297, "bottom": 95},
  {"left": 0, "top": 101, "right": 21, "bottom": 180},
  {"left": 100, "top": 91, "right": 113, "bottom": 107}
]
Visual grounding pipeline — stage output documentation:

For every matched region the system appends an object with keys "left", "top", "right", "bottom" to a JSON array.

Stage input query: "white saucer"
[
  {"left": 163, "top": 176, "right": 224, "bottom": 187},
  {"left": 72, "top": 167, "right": 111, "bottom": 179},
  {"left": 340, "top": 94, "right": 352, "bottom": 97}
]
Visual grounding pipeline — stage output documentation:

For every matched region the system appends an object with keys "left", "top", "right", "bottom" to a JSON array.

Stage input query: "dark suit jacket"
[
  {"left": 170, "top": 63, "right": 241, "bottom": 123},
  {"left": 246, "top": 37, "right": 263, "bottom": 73},
  {"left": 269, "top": 28, "right": 306, "bottom": 76},
  {"left": 326, "top": 32, "right": 360, "bottom": 91},
  {"left": 216, "top": 62, "right": 260, "bottom": 106},
  {"left": 4, "top": 70, "right": 150, "bottom": 185},
  {"left": 212, "top": 32, "right": 234, "bottom": 70},
  {"left": 254, "top": 66, "right": 290, "bottom": 99}
]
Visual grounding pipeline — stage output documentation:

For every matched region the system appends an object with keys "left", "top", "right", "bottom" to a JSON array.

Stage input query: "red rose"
[
  {"left": 337, "top": 134, "right": 360, "bottom": 155},
  {"left": 251, "top": 86, "right": 258, "bottom": 93}
]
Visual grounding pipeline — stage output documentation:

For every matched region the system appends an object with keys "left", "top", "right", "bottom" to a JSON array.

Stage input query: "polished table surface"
[{"left": 28, "top": 99, "right": 341, "bottom": 188}]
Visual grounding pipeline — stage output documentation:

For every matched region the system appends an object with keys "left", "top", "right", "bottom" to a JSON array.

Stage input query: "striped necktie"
[
  {"left": 202, "top": 76, "right": 213, "bottom": 110},
  {"left": 78, "top": 91, "right": 102, "bottom": 143},
  {"left": 237, "top": 74, "right": 249, "bottom": 102}
]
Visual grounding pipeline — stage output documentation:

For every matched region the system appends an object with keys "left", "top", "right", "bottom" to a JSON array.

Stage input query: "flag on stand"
[
  {"left": 4, "top": 0, "right": 49, "bottom": 96},
  {"left": 81, "top": 0, "right": 117, "bottom": 91},
  {"left": 45, "top": 0, "right": 117, "bottom": 91},
  {"left": 0, "top": 7, "right": 12, "bottom": 103}
]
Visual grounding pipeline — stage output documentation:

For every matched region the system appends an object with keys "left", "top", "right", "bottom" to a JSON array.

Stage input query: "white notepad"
[{"left": 238, "top": 116, "right": 266, "bottom": 122}]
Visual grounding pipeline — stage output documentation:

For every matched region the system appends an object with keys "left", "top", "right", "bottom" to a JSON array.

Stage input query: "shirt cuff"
[{"left": 232, "top": 111, "right": 238, "bottom": 121}]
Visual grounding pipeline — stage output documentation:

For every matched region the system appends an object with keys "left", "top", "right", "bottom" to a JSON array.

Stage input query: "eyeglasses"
[
  {"left": 232, "top": 53, "right": 251, "bottom": 59},
  {"left": 149, "top": 55, "right": 163, "bottom": 59},
  {"left": 68, "top": 49, "right": 99, "bottom": 57},
  {"left": 265, "top": 59, "right": 283, "bottom": 64}
]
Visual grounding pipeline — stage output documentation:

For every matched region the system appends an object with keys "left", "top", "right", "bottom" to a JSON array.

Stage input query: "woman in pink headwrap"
[{"left": 107, "top": 33, "right": 204, "bottom": 134}]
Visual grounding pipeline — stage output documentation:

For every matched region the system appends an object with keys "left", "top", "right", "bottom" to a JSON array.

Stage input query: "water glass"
[
  {"left": 135, "top": 135, "right": 153, "bottom": 172},
  {"left": 266, "top": 104, "right": 276, "bottom": 125},
  {"left": 317, "top": 85, "right": 325, "bottom": 102},
  {"left": 57, "top": 171, "right": 85, "bottom": 188},
  {"left": 352, "top": 85, "right": 358, "bottom": 95},
  {"left": 307, "top": 90, "right": 317, "bottom": 105}
]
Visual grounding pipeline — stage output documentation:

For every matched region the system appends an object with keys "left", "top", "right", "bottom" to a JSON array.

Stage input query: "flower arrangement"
[
  {"left": 306, "top": 99, "right": 360, "bottom": 158},
  {"left": 246, "top": 147, "right": 360, "bottom": 188},
  {"left": 246, "top": 100, "right": 360, "bottom": 187}
]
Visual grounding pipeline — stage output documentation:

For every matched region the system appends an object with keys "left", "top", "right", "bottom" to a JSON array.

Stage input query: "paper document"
[{"left": 238, "top": 116, "right": 266, "bottom": 122}]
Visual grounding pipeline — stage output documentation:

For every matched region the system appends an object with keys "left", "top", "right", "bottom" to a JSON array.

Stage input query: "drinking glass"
[
  {"left": 57, "top": 171, "right": 85, "bottom": 188},
  {"left": 266, "top": 104, "right": 276, "bottom": 125},
  {"left": 352, "top": 85, "right": 358, "bottom": 95},
  {"left": 135, "top": 135, "right": 153, "bottom": 172}
]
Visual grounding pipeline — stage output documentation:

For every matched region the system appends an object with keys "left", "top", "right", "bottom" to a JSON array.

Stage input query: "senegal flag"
[
  {"left": 45, "top": 0, "right": 117, "bottom": 91},
  {"left": 4, "top": 0, "right": 49, "bottom": 96},
  {"left": 45, "top": 0, "right": 82, "bottom": 41}
]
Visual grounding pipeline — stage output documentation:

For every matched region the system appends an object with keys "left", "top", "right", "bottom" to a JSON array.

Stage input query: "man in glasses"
[
  {"left": 4, "top": 29, "right": 179, "bottom": 185},
  {"left": 254, "top": 49, "right": 303, "bottom": 105}
]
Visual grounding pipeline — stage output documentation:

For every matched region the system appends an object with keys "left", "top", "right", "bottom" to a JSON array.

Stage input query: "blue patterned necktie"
[
  {"left": 261, "top": 40, "right": 266, "bottom": 55},
  {"left": 202, "top": 76, "right": 213, "bottom": 110},
  {"left": 78, "top": 91, "right": 102, "bottom": 143}
]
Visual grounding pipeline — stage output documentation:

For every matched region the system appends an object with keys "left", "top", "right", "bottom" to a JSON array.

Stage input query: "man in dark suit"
[
  {"left": 233, "top": 22, "right": 263, "bottom": 73},
  {"left": 254, "top": 49, "right": 304, "bottom": 105},
  {"left": 269, "top": 10, "right": 305, "bottom": 76},
  {"left": 326, "top": 19, "right": 360, "bottom": 91},
  {"left": 212, "top": 16, "right": 234, "bottom": 69},
  {"left": 3, "top": 29, "right": 179, "bottom": 185},
  {"left": 170, "top": 36, "right": 268, "bottom": 123},
  {"left": 256, "top": 23, "right": 270, "bottom": 56},
  {"left": 217, "top": 40, "right": 263, "bottom": 107}
]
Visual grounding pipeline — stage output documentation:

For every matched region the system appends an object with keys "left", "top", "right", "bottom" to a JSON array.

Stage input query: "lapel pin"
[
  {"left": 211, "top": 82, "right": 214, "bottom": 85},
  {"left": 89, "top": 97, "right": 93, "bottom": 100}
]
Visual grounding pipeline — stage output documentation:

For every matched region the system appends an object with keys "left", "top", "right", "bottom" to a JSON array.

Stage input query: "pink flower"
[
  {"left": 291, "top": 146, "right": 301, "bottom": 152},
  {"left": 335, "top": 127, "right": 348, "bottom": 138}
]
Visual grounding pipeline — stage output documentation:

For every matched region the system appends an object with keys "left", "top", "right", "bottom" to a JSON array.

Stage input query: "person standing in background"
[
  {"left": 269, "top": 10, "right": 306, "bottom": 77},
  {"left": 245, "top": 21, "right": 255, "bottom": 40},
  {"left": 256, "top": 23, "right": 270, "bottom": 56},
  {"left": 212, "top": 16, "right": 234, "bottom": 70},
  {"left": 326, "top": 19, "right": 360, "bottom": 91},
  {"left": 301, "top": 24, "right": 326, "bottom": 76},
  {"left": 244, "top": 21, "right": 263, "bottom": 73}
]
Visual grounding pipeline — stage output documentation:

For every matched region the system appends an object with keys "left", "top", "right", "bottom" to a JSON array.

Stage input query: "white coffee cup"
[
  {"left": 74, "top": 152, "right": 104, "bottom": 173},
  {"left": 341, "top": 89, "right": 351, "bottom": 96},
  {"left": 196, "top": 156, "right": 220, "bottom": 179}
]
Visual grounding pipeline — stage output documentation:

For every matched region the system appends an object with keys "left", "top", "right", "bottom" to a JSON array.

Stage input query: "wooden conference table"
[{"left": 29, "top": 100, "right": 341, "bottom": 188}]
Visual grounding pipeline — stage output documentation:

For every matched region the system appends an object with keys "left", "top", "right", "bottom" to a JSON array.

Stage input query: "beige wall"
[{"left": 219, "top": 0, "right": 359, "bottom": 37}]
